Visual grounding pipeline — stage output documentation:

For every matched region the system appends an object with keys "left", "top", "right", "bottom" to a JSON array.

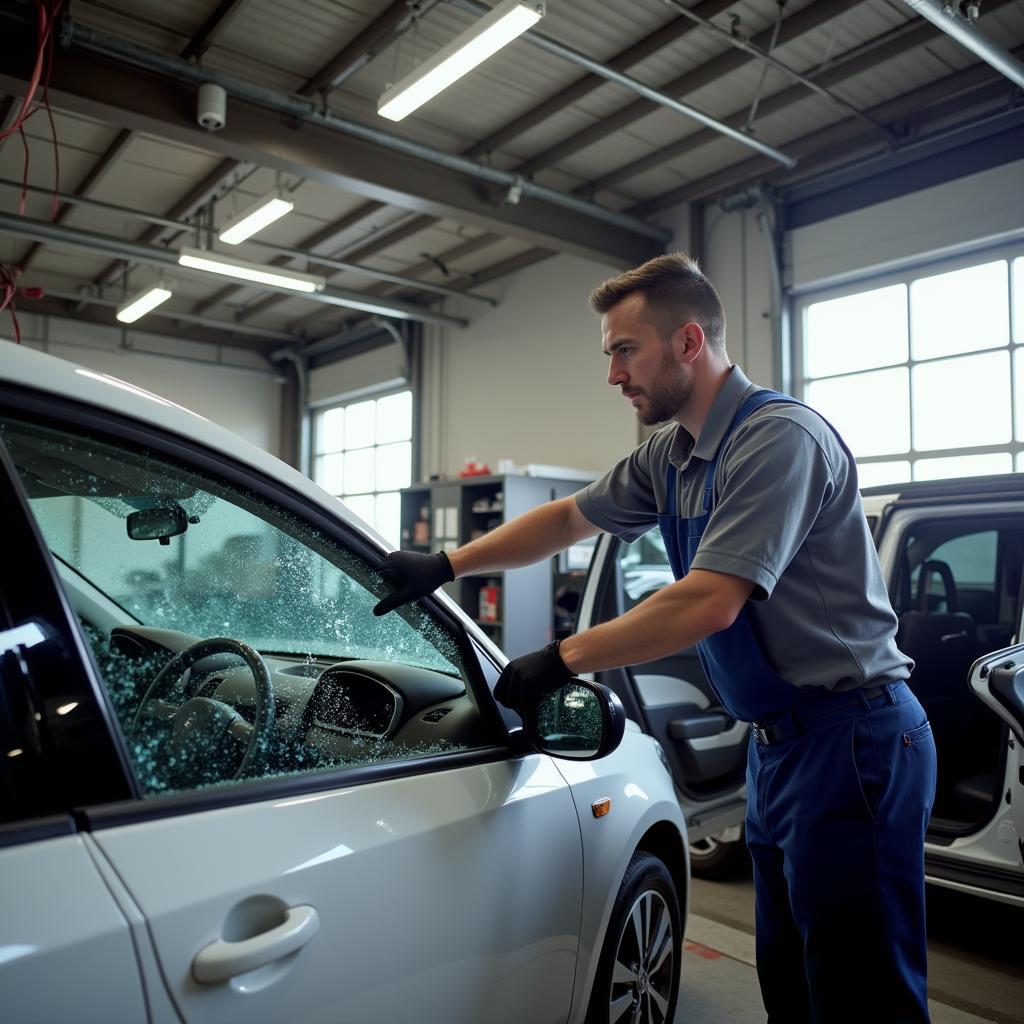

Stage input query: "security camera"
[{"left": 197, "top": 83, "right": 226, "bottom": 131}]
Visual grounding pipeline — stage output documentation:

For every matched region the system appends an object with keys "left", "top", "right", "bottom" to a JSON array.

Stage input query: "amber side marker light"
[{"left": 592, "top": 798, "right": 612, "bottom": 818}]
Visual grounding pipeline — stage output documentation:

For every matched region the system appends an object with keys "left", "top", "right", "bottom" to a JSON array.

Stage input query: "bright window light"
[
  {"left": 177, "top": 247, "right": 325, "bottom": 293},
  {"left": 378, "top": 0, "right": 544, "bottom": 121},
  {"left": 116, "top": 283, "right": 173, "bottom": 324},
  {"left": 218, "top": 193, "right": 294, "bottom": 245}
]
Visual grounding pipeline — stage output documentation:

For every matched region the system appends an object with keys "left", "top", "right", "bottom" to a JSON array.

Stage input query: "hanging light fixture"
[
  {"left": 177, "top": 247, "right": 326, "bottom": 292},
  {"left": 116, "top": 279, "right": 174, "bottom": 323},
  {"left": 378, "top": 0, "right": 545, "bottom": 122},
  {"left": 218, "top": 188, "right": 295, "bottom": 245}
]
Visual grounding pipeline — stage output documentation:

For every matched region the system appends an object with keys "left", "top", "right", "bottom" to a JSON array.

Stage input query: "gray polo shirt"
[{"left": 576, "top": 365, "right": 912, "bottom": 691}]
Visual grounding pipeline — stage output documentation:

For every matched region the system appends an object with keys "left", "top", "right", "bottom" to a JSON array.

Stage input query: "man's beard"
[{"left": 634, "top": 351, "right": 692, "bottom": 425}]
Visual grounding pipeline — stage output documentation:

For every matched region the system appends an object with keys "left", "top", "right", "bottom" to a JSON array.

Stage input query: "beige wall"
[{"left": 418, "top": 253, "right": 641, "bottom": 481}]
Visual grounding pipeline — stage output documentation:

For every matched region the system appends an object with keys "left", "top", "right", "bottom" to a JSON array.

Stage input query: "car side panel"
[
  {"left": 91, "top": 756, "right": 582, "bottom": 1024},
  {"left": 554, "top": 729, "right": 688, "bottom": 1024},
  {"left": 0, "top": 834, "right": 147, "bottom": 1021}
]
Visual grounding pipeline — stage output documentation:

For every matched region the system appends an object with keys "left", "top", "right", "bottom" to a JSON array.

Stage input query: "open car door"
[{"left": 578, "top": 530, "right": 748, "bottom": 876}]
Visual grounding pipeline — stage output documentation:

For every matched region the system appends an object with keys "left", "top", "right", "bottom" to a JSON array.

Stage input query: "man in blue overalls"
[{"left": 374, "top": 252, "right": 937, "bottom": 1023}]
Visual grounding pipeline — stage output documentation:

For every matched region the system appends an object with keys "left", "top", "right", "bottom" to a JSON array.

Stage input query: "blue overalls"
[{"left": 659, "top": 389, "right": 936, "bottom": 1023}]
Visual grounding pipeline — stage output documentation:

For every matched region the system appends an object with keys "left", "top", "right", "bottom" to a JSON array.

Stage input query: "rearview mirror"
[
  {"left": 526, "top": 679, "right": 626, "bottom": 760},
  {"left": 127, "top": 505, "right": 187, "bottom": 543}
]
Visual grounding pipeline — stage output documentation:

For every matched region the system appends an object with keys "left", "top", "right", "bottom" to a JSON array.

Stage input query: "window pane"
[
  {"left": 913, "top": 452, "right": 1012, "bottom": 481},
  {"left": 856, "top": 461, "right": 911, "bottom": 489},
  {"left": 314, "top": 452, "right": 343, "bottom": 495},
  {"left": 1015, "top": 258, "right": 1024, "bottom": 344},
  {"left": 343, "top": 448, "right": 375, "bottom": 495},
  {"left": 910, "top": 260, "right": 1008, "bottom": 360},
  {"left": 912, "top": 351, "right": 1010, "bottom": 451},
  {"left": 376, "top": 492, "right": 401, "bottom": 547},
  {"left": 376, "top": 441, "right": 412, "bottom": 492},
  {"left": 316, "top": 407, "right": 344, "bottom": 454},
  {"left": 806, "top": 367, "right": 909, "bottom": 457},
  {"left": 805, "top": 285, "right": 907, "bottom": 378},
  {"left": 377, "top": 391, "right": 412, "bottom": 444},
  {"left": 343, "top": 493, "right": 375, "bottom": 527},
  {"left": 345, "top": 400, "right": 376, "bottom": 450}
]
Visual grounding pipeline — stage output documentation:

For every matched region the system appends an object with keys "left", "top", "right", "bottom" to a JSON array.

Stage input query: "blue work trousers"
[{"left": 745, "top": 682, "right": 937, "bottom": 1023}]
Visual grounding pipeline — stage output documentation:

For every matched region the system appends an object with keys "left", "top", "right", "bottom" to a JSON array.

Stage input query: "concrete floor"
[{"left": 675, "top": 877, "right": 1024, "bottom": 1023}]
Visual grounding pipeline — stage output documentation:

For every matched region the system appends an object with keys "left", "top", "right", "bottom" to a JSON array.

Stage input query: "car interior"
[
  {"left": 891, "top": 518, "right": 1020, "bottom": 835},
  {"left": 2, "top": 414, "right": 494, "bottom": 797}
]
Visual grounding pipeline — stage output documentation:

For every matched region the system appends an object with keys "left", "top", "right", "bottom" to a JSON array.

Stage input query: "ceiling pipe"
[
  {"left": 58, "top": 18, "right": 671, "bottom": 246},
  {"left": 0, "top": 177, "right": 497, "bottom": 306},
  {"left": 901, "top": 0, "right": 1024, "bottom": 90},
  {"left": 451, "top": 0, "right": 797, "bottom": 168},
  {"left": 0, "top": 212, "right": 470, "bottom": 328}
]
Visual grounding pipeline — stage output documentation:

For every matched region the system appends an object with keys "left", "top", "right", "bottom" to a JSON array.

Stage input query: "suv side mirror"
[{"left": 526, "top": 679, "right": 626, "bottom": 760}]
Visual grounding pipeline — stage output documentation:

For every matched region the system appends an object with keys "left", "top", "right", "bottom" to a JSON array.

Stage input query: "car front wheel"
[{"left": 586, "top": 850, "right": 681, "bottom": 1024}]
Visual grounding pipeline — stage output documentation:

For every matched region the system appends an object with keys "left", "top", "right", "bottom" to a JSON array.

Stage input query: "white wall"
[
  {"left": 418, "top": 253, "right": 640, "bottom": 480},
  {"left": 785, "top": 158, "right": 1024, "bottom": 293},
  {"left": 13, "top": 313, "right": 285, "bottom": 456}
]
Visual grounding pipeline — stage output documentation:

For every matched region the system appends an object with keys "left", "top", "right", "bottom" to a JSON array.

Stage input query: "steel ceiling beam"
[
  {"left": 513, "top": 0, "right": 862, "bottom": 178},
  {"left": 630, "top": 51, "right": 1024, "bottom": 214},
  {"left": 586, "top": 0, "right": 1021, "bottom": 197},
  {"left": 452, "top": 0, "right": 796, "bottom": 168},
  {"left": 25, "top": 294, "right": 286, "bottom": 358},
  {"left": 581, "top": 17, "right": 939, "bottom": 196},
  {"left": 180, "top": 0, "right": 252, "bottom": 62},
  {"left": 19, "top": 128, "right": 134, "bottom": 271},
  {"left": 0, "top": 212, "right": 470, "bottom": 328},
  {"left": 300, "top": 0, "right": 443, "bottom": 96},
  {"left": 192, "top": 1, "right": 745, "bottom": 323},
  {"left": 0, "top": 19, "right": 668, "bottom": 264},
  {"left": 463, "top": 0, "right": 738, "bottom": 159},
  {"left": 190, "top": 199, "right": 388, "bottom": 316}
]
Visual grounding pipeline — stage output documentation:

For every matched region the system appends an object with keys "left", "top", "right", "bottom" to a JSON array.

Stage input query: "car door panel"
[
  {"left": 586, "top": 534, "right": 749, "bottom": 799},
  {"left": 90, "top": 754, "right": 582, "bottom": 1024},
  {"left": 0, "top": 834, "right": 148, "bottom": 1022}
]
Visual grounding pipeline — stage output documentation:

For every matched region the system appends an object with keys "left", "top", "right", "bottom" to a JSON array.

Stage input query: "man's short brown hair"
[{"left": 590, "top": 252, "right": 726, "bottom": 352}]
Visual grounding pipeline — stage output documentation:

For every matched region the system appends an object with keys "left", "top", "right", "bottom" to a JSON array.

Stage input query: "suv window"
[
  {"left": 1, "top": 416, "right": 487, "bottom": 799},
  {"left": 617, "top": 531, "right": 673, "bottom": 613}
]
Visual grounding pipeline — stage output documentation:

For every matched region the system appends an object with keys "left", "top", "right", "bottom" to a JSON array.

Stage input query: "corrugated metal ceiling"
[{"left": 0, "top": 0, "right": 1020, "bottom": 355}]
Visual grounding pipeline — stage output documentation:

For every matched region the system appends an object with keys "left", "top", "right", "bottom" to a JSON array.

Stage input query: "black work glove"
[
  {"left": 373, "top": 550, "right": 454, "bottom": 616},
  {"left": 494, "top": 640, "right": 574, "bottom": 712}
]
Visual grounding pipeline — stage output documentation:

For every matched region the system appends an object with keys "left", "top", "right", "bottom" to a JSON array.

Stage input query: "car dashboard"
[{"left": 104, "top": 625, "right": 481, "bottom": 781}]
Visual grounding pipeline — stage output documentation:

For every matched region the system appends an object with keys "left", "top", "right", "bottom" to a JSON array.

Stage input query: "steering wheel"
[{"left": 128, "top": 637, "right": 275, "bottom": 787}]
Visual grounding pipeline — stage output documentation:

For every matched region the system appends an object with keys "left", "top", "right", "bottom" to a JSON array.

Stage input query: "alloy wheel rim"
[{"left": 609, "top": 888, "right": 675, "bottom": 1024}]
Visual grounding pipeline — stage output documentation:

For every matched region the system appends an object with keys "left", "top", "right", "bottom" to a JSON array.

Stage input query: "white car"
[{"left": 0, "top": 345, "right": 688, "bottom": 1024}]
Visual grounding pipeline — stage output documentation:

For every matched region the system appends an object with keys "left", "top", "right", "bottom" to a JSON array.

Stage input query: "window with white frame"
[
  {"left": 796, "top": 251, "right": 1024, "bottom": 488},
  {"left": 312, "top": 390, "right": 412, "bottom": 546}
]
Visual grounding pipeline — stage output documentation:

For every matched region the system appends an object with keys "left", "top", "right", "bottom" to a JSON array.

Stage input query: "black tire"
[
  {"left": 585, "top": 851, "right": 682, "bottom": 1024},
  {"left": 688, "top": 830, "right": 750, "bottom": 880}
]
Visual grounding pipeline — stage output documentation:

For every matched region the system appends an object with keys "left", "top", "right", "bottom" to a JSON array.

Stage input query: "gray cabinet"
[{"left": 400, "top": 474, "right": 588, "bottom": 658}]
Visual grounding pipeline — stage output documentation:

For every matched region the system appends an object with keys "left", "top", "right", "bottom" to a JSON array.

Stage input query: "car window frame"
[{"left": 0, "top": 383, "right": 519, "bottom": 831}]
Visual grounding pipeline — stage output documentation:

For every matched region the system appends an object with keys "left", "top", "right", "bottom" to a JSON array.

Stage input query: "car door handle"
[{"left": 192, "top": 905, "right": 320, "bottom": 983}]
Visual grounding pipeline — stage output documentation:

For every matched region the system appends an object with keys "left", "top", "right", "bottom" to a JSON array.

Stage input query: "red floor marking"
[{"left": 685, "top": 940, "right": 723, "bottom": 960}]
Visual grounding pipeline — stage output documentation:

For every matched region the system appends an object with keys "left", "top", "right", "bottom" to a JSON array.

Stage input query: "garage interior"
[{"left": 1, "top": 0, "right": 1023, "bottom": 1020}]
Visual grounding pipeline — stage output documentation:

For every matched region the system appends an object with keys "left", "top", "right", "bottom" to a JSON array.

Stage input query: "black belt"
[{"left": 751, "top": 683, "right": 898, "bottom": 746}]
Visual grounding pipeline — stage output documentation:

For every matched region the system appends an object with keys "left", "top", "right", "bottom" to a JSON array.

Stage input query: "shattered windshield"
[{"left": 2, "top": 419, "right": 462, "bottom": 676}]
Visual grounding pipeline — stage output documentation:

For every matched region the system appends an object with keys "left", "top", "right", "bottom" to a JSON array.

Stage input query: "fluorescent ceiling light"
[
  {"left": 218, "top": 191, "right": 295, "bottom": 245},
  {"left": 378, "top": 0, "right": 544, "bottom": 121},
  {"left": 116, "top": 282, "right": 173, "bottom": 323},
  {"left": 177, "top": 247, "right": 326, "bottom": 293}
]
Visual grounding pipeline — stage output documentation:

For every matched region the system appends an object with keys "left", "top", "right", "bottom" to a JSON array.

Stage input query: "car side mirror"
[
  {"left": 127, "top": 505, "right": 188, "bottom": 544},
  {"left": 526, "top": 679, "right": 626, "bottom": 760}
]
